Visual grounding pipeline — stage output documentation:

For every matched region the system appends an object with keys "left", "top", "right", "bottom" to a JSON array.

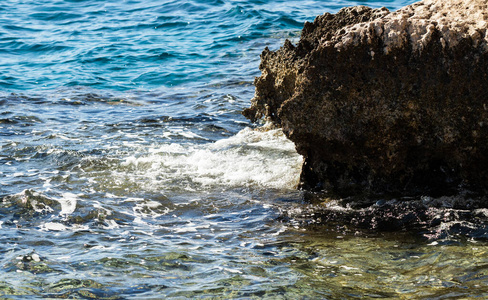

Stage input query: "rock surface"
[{"left": 243, "top": 0, "right": 488, "bottom": 197}]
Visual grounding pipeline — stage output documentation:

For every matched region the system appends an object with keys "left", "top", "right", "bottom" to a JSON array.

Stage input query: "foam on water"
[
  {"left": 121, "top": 126, "right": 303, "bottom": 191},
  {"left": 57, "top": 192, "right": 78, "bottom": 215}
]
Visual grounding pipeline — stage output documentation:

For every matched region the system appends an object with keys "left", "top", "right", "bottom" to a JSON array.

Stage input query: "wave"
[
  {"left": 119, "top": 126, "right": 303, "bottom": 191},
  {"left": 3, "top": 126, "right": 301, "bottom": 193}
]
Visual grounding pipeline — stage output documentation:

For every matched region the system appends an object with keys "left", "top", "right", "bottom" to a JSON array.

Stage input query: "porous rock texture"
[{"left": 243, "top": 0, "right": 488, "bottom": 197}]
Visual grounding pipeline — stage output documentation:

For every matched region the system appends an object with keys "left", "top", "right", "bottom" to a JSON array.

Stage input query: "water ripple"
[
  {"left": 4, "top": 1, "right": 478, "bottom": 299},
  {"left": 0, "top": 0, "right": 369, "bottom": 92}
]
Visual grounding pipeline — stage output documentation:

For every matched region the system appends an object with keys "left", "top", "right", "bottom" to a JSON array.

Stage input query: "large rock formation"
[{"left": 244, "top": 0, "right": 488, "bottom": 197}]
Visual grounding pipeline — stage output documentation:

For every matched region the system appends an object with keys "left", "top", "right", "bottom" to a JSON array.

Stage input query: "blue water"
[
  {"left": 0, "top": 0, "right": 407, "bottom": 92},
  {"left": 3, "top": 0, "right": 488, "bottom": 299}
]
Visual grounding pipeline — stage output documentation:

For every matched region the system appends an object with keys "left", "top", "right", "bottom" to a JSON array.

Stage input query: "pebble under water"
[{"left": 2, "top": 0, "right": 488, "bottom": 298}]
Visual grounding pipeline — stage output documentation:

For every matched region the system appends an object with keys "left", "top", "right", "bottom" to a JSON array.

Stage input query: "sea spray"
[{"left": 120, "top": 127, "right": 303, "bottom": 191}]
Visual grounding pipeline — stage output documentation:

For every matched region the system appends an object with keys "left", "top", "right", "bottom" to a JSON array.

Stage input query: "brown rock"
[{"left": 243, "top": 0, "right": 488, "bottom": 197}]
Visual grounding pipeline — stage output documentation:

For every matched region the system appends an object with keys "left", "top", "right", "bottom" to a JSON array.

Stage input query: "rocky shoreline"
[{"left": 244, "top": 0, "right": 488, "bottom": 197}]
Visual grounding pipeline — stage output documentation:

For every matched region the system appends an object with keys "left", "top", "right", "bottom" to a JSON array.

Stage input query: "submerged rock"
[{"left": 244, "top": 0, "right": 488, "bottom": 197}]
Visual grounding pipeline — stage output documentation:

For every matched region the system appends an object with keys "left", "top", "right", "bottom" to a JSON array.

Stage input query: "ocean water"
[{"left": 2, "top": 0, "right": 488, "bottom": 299}]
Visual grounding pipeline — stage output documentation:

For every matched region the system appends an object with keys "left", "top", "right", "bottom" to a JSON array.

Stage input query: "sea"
[{"left": 2, "top": 0, "right": 488, "bottom": 298}]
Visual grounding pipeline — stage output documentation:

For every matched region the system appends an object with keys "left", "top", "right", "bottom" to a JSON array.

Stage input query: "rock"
[{"left": 243, "top": 0, "right": 488, "bottom": 197}]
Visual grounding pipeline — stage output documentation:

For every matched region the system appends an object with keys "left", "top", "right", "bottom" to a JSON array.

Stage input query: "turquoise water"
[
  {"left": 3, "top": 0, "right": 488, "bottom": 298},
  {"left": 0, "top": 0, "right": 396, "bottom": 92}
]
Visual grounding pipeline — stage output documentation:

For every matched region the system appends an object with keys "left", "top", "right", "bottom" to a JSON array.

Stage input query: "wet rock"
[
  {"left": 244, "top": 0, "right": 488, "bottom": 197},
  {"left": 279, "top": 193, "right": 488, "bottom": 239}
]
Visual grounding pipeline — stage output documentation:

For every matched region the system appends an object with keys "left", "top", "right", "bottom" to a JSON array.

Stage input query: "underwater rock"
[{"left": 244, "top": 0, "right": 488, "bottom": 196}]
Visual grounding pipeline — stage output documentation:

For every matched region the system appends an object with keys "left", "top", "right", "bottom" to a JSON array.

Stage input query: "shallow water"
[{"left": 2, "top": 0, "right": 488, "bottom": 299}]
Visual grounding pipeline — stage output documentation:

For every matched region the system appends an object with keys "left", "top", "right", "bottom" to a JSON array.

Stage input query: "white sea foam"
[
  {"left": 120, "top": 127, "right": 303, "bottom": 191},
  {"left": 128, "top": 198, "right": 172, "bottom": 218},
  {"left": 40, "top": 222, "right": 89, "bottom": 232},
  {"left": 57, "top": 192, "right": 78, "bottom": 215},
  {"left": 42, "top": 222, "right": 68, "bottom": 231}
]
